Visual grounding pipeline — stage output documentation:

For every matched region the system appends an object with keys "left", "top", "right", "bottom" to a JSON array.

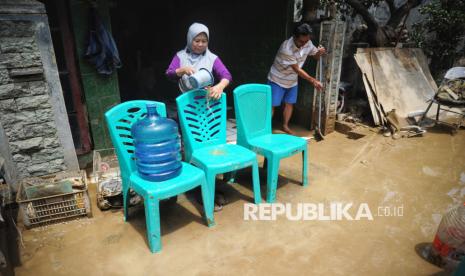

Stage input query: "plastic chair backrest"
[
  {"left": 233, "top": 84, "right": 272, "bottom": 146},
  {"left": 176, "top": 90, "right": 226, "bottom": 161},
  {"left": 105, "top": 100, "right": 167, "bottom": 176}
]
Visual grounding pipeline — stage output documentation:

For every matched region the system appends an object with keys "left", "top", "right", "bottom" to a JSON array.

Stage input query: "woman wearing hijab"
[
  {"left": 166, "top": 23, "right": 231, "bottom": 211},
  {"left": 166, "top": 22, "right": 232, "bottom": 99}
]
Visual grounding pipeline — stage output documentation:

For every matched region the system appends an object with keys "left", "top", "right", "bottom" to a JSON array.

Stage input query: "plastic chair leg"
[
  {"left": 206, "top": 172, "right": 217, "bottom": 214},
  {"left": 302, "top": 148, "right": 308, "bottom": 187},
  {"left": 144, "top": 195, "right": 161, "bottom": 253},
  {"left": 123, "top": 188, "right": 129, "bottom": 221},
  {"left": 121, "top": 176, "right": 130, "bottom": 221},
  {"left": 251, "top": 161, "right": 262, "bottom": 204},
  {"left": 266, "top": 158, "right": 280, "bottom": 203},
  {"left": 200, "top": 178, "right": 215, "bottom": 227}
]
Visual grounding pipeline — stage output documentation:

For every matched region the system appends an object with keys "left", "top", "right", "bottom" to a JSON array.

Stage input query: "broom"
[{"left": 315, "top": 57, "right": 325, "bottom": 140}]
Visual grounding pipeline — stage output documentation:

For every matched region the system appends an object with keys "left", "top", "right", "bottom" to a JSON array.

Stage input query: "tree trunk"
[
  {"left": 386, "top": 0, "right": 422, "bottom": 28},
  {"left": 346, "top": 0, "right": 422, "bottom": 47}
]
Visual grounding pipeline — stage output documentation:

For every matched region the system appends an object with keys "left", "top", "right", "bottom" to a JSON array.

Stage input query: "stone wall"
[{"left": 0, "top": 0, "right": 78, "bottom": 188}]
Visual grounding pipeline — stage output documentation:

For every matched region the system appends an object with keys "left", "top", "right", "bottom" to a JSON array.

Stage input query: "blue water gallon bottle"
[{"left": 131, "top": 103, "right": 182, "bottom": 181}]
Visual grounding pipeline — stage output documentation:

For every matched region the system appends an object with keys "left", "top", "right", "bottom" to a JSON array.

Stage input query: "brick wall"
[{"left": 0, "top": 0, "right": 78, "bottom": 187}]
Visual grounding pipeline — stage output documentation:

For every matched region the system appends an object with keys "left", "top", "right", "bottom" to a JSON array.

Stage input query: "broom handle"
[{"left": 318, "top": 57, "right": 323, "bottom": 130}]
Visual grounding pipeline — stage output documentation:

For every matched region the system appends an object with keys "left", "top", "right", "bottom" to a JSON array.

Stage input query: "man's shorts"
[{"left": 268, "top": 80, "right": 298, "bottom": 106}]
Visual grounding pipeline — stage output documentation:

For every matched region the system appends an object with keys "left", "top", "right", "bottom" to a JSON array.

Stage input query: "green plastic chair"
[
  {"left": 176, "top": 90, "right": 262, "bottom": 211},
  {"left": 233, "top": 84, "right": 308, "bottom": 203},
  {"left": 105, "top": 100, "right": 215, "bottom": 253}
]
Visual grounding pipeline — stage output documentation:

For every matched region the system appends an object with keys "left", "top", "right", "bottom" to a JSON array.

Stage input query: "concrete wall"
[{"left": 0, "top": 0, "right": 78, "bottom": 189}]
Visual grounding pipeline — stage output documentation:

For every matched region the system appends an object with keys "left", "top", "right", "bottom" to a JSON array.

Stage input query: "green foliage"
[{"left": 411, "top": 0, "right": 465, "bottom": 77}]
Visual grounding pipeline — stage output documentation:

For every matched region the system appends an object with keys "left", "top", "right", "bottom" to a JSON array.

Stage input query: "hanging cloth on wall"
[{"left": 84, "top": 8, "right": 122, "bottom": 75}]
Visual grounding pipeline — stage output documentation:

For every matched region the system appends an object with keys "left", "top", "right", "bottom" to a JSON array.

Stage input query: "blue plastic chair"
[
  {"left": 105, "top": 100, "right": 214, "bottom": 253},
  {"left": 233, "top": 84, "right": 308, "bottom": 203},
  {"left": 176, "top": 90, "right": 262, "bottom": 211}
]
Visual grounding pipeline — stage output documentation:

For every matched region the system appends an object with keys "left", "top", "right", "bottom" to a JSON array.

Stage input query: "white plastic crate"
[
  {"left": 92, "top": 148, "right": 123, "bottom": 210},
  {"left": 92, "top": 148, "right": 121, "bottom": 184}
]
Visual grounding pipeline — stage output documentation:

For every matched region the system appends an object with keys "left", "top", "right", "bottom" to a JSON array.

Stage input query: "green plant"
[{"left": 412, "top": 0, "right": 465, "bottom": 78}]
